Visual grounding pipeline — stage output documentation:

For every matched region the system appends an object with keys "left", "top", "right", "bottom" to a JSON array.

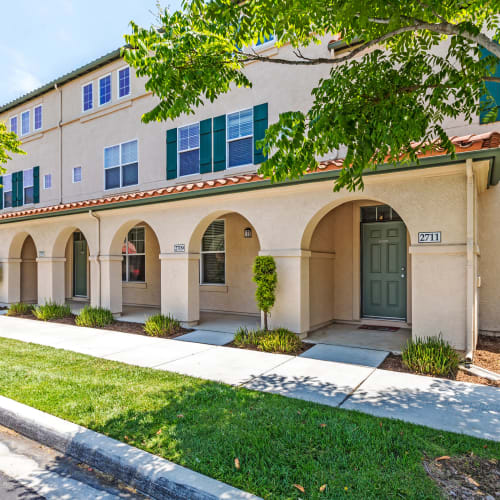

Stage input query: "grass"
[
  {"left": 75, "top": 306, "right": 114, "bottom": 328},
  {"left": 33, "top": 302, "right": 72, "bottom": 321},
  {"left": 0, "top": 338, "right": 497, "bottom": 499}
]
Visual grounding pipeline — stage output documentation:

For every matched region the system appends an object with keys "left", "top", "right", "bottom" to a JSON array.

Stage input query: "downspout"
[
  {"left": 89, "top": 210, "right": 101, "bottom": 307},
  {"left": 465, "top": 159, "right": 475, "bottom": 362},
  {"left": 54, "top": 83, "right": 63, "bottom": 204}
]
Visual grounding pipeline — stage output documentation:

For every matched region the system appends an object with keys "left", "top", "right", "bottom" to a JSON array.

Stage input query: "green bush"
[
  {"left": 75, "top": 306, "right": 114, "bottom": 328},
  {"left": 33, "top": 302, "right": 72, "bottom": 321},
  {"left": 144, "top": 314, "right": 181, "bottom": 337},
  {"left": 253, "top": 256, "right": 277, "bottom": 330},
  {"left": 402, "top": 335, "right": 460, "bottom": 377},
  {"left": 234, "top": 326, "right": 302, "bottom": 354},
  {"left": 6, "top": 302, "right": 34, "bottom": 316}
]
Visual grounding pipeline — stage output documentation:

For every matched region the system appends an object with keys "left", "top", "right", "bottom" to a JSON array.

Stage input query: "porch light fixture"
[{"left": 244, "top": 227, "right": 252, "bottom": 238}]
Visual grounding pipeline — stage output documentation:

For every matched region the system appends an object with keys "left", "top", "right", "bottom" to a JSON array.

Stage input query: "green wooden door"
[
  {"left": 73, "top": 237, "right": 87, "bottom": 297},
  {"left": 362, "top": 221, "right": 407, "bottom": 320}
]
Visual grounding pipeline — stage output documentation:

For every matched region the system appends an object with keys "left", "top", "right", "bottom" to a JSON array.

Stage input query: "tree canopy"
[
  {"left": 124, "top": 0, "right": 500, "bottom": 191},
  {"left": 0, "top": 122, "right": 24, "bottom": 175}
]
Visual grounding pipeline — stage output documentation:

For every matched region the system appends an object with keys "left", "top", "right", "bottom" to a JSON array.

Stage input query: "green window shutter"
[
  {"left": 166, "top": 128, "right": 178, "bottom": 180},
  {"left": 33, "top": 166, "right": 40, "bottom": 203},
  {"left": 213, "top": 114, "right": 226, "bottom": 171},
  {"left": 0, "top": 176, "right": 3, "bottom": 210},
  {"left": 11, "top": 172, "right": 17, "bottom": 207},
  {"left": 200, "top": 118, "right": 213, "bottom": 174},
  {"left": 480, "top": 47, "right": 500, "bottom": 124},
  {"left": 253, "top": 103, "right": 268, "bottom": 164},
  {"left": 17, "top": 171, "right": 24, "bottom": 207}
]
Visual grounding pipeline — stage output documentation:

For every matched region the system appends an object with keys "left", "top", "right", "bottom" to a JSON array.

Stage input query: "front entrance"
[
  {"left": 73, "top": 232, "right": 87, "bottom": 297},
  {"left": 362, "top": 215, "right": 407, "bottom": 320}
]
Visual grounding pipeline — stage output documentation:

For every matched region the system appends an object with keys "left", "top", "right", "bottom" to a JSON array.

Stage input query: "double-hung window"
[
  {"left": 118, "top": 67, "right": 130, "bottom": 98},
  {"left": 122, "top": 227, "right": 145, "bottom": 282},
  {"left": 21, "top": 111, "right": 30, "bottom": 136},
  {"left": 104, "top": 140, "right": 138, "bottom": 190},
  {"left": 34, "top": 105, "right": 42, "bottom": 131},
  {"left": 3, "top": 174, "right": 12, "bottom": 208},
  {"left": 82, "top": 83, "right": 93, "bottom": 112},
  {"left": 23, "top": 169, "right": 34, "bottom": 204},
  {"left": 10, "top": 116, "right": 17, "bottom": 135},
  {"left": 227, "top": 108, "right": 253, "bottom": 167},
  {"left": 99, "top": 75, "right": 111, "bottom": 105},
  {"left": 178, "top": 123, "right": 200, "bottom": 176},
  {"left": 201, "top": 220, "right": 225, "bottom": 284}
]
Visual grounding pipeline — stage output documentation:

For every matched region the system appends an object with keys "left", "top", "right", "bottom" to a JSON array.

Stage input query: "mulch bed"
[
  {"left": 226, "top": 340, "right": 315, "bottom": 356},
  {"left": 424, "top": 454, "right": 500, "bottom": 499},
  {"left": 380, "top": 335, "right": 500, "bottom": 388}
]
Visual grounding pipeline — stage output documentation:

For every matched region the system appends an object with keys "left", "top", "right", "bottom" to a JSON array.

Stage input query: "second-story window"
[
  {"left": 23, "top": 169, "right": 34, "bottom": 204},
  {"left": 21, "top": 110, "right": 30, "bottom": 136},
  {"left": 34, "top": 105, "right": 42, "bottom": 131},
  {"left": 178, "top": 123, "right": 200, "bottom": 176},
  {"left": 10, "top": 116, "right": 17, "bottom": 135},
  {"left": 3, "top": 174, "right": 12, "bottom": 208},
  {"left": 82, "top": 83, "right": 93, "bottom": 112},
  {"left": 227, "top": 108, "right": 253, "bottom": 167},
  {"left": 104, "top": 140, "right": 138, "bottom": 190},
  {"left": 43, "top": 174, "right": 52, "bottom": 189},
  {"left": 118, "top": 67, "right": 130, "bottom": 98},
  {"left": 99, "top": 75, "right": 111, "bottom": 106},
  {"left": 73, "top": 166, "right": 82, "bottom": 183}
]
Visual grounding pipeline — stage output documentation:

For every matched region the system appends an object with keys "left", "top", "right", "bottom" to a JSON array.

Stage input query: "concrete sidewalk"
[{"left": 0, "top": 316, "right": 499, "bottom": 442}]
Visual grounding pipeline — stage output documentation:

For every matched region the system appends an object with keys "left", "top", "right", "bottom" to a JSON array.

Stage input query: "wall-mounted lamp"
[{"left": 244, "top": 227, "right": 252, "bottom": 239}]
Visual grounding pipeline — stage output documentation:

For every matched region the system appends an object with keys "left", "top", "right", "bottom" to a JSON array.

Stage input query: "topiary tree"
[{"left": 253, "top": 256, "right": 277, "bottom": 331}]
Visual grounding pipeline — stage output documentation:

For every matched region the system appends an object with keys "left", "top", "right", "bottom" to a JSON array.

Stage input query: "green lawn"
[{"left": 0, "top": 338, "right": 497, "bottom": 499}]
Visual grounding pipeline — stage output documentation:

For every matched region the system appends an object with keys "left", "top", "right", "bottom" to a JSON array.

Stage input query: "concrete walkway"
[{"left": 0, "top": 316, "right": 498, "bottom": 442}]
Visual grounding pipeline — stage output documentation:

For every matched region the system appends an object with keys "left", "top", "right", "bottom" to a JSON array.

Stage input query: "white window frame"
[
  {"left": 22, "top": 168, "right": 34, "bottom": 205},
  {"left": 43, "top": 174, "right": 52, "bottom": 190},
  {"left": 21, "top": 110, "right": 30, "bottom": 136},
  {"left": 33, "top": 104, "right": 43, "bottom": 131},
  {"left": 226, "top": 107, "right": 254, "bottom": 169},
  {"left": 72, "top": 166, "right": 82, "bottom": 183},
  {"left": 3, "top": 173, "right": 13, "bottom": 209},
  {"left": 103, "top": 139, "right": 139, "bottom": 191},
  {"left": 200, "top": 219, "right": 226, "bottom": 285},
  {"left": 82, "top": 82, "right": 93, "bottom": 112},
  {"left": 98, "top": 73, "right": 112, "bottom": 107},
  {"left": 122, "top": 225, "right": 146, "bottom": 283},
  {"left": 177, "top": 121, "right": 200, "bottom": 177},
  {"left": 117, "top": 66, "right": 131, "bottom": 99},
  {"left": 254, "top": 33, "right": 276, "bottom": 51},
  {"left": 9, "top": 116, "right": 18, "bottom": 135}
]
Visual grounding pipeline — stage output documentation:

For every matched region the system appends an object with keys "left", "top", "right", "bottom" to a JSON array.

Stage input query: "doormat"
[{"left": 358, "top": 325, "right": 400, "bottom": 332}]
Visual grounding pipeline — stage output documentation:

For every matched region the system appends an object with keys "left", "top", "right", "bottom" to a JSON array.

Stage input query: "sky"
[{"left": 0, "top": 0, "right": 183, "bottom": 106}]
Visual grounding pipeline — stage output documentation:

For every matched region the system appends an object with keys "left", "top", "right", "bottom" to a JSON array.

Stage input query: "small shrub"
[
  {"left": 7, "top": 302, "right": 34, "bottom": 316},
  {"left": 234, "top": 326, "right": 302, "bottom": 354},
  {"left": 75, "top": 306, "right": 114, "bottom": 328},
  {"left": 33, "top": 302, "right": 72, "bottom": 321},
  {"left": 253, "top": 256, "right": 277, "bottom": 330},
  {"left": 144, "top": 314, "right": 181, "bottom": 337},
  {"left": 402, "top": 335, "right": 460, "bottom": 377}
]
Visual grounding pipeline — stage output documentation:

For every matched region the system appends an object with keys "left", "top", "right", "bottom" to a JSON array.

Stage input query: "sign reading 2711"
[{"left": 418, "top": 232, "right": 441, "bottom": 243}]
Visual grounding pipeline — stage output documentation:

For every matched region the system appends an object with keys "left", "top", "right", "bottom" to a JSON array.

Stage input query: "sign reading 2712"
[{"left": 418, "top": 232, "right": 441, "bottom": 243}]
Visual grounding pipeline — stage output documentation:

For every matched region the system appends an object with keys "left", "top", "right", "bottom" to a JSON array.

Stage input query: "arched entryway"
[{"left": 20, "top": 235, "right": 38, "bottom": 304}]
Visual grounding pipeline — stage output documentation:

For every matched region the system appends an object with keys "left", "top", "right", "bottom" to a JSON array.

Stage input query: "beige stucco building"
[{"left": 1, "top": 38, "right": 500, "bottom": 359}]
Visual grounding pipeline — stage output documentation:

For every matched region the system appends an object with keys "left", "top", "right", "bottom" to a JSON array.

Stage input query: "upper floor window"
[
  {"left": 43, "top": 174, "right": 52, "bottom": 190},
  {"left": 480, "top": 47, "right": 500, "bottom": 123},
  {"left": 118, "top": 67, "right": 130, "bottom": 98},
  {"left": 99, "top": 75, "right": 112, "bottom": 106},
  {"left": 122, "top": 226, "right": 145, "bottom": 282},
  {"left": 178, "top": 123, "right": 200, "bottom": 176},
  {"left": 227, "top": 108, "right": 253, "bottom": 167},
  {"left": 73, "top": 166, "right": 82, "bottom": 183},
  {"left": 34, "top": 105, "right": 42, "bottom": 131},
  {"left": 82, "top": 83, "right": 93, "bottom": 112},
  {"left": 104, "top": 139, "right": 138, "bottom": 190},
  {"left": 201, "top": 219, "right": 225, "bottom": 284},
  {"left": 3, "top": 174, "right": 12, "bottom": 208},
  {"left": 21, "top": 110, "right": 30, "bottom": 136},
  {"left": 23, "top": 169, "right": 34, "bottom": 204},
  {"left": 10, "top": 116, "right": 17, "bottom": 135},
  {"left": 256, "top": 34, "right": 275, "bottom": 47}
]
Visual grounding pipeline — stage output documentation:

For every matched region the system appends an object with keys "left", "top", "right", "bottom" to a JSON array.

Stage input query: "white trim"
[
  {"left": 33, "top": 104, "right": 43, "bottom": 131},
  {"left": 253, "top": 34, "right": 276, "bottom": 51},
  {"left": 9, "top": 115, "right": 18, "bottom": 135},
  {"left": 72, "top": 166, "right": 82, "bottom": 184},
  {"left": 122, "top": 225, "right": 146, "bottom": 283},
  {"left": 177, "top": 121, "right": 201, "bottom": 177},
  {"left": 103, "top": 138, "right": 139, "bottom": 191},
  {"left": 43, "top": 173, "right": 52, "bottom": 190},
  {"left": 20, "top": 110, "right": 30, "bottom": 136},
  {"left": 117, "top": 65, "right": 131, "bottom": 99},
  {"left": 226, "top": 107, "right": 254, "bottom": 169},
  {"left": 98, "top": 73, "right": 112, "bottom": 107},
  {"left": 81, "top": 81, "right": 94, "bottom": 113},
  {"left": 22, "top": 168, "right": 34, "bottom": 205},
  {"left": 200, "top": 219, "right": 226, "bottom": 285}
]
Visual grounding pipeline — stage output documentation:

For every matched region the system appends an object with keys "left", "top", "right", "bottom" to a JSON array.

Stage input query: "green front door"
[
  {"left": 362, "top": 221, "right": 407, "bottom": 320},
  {"left": 73, "top": 235, "right": 87, "bottom": 297}
]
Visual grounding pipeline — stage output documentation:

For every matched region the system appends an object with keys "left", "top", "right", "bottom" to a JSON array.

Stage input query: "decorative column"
[
  {"left": 258, "top": 249, "right": 310, "bottom": 336},
  {"left": 160, "top": 252, "right": 200, "bottom": 326},
  {"left": 0, "top": 258, "right": 22, "bottom": 305},
  {"left": 36, "top": 257, "right": 66, "bottom": 305},
  {"left": 99, "top": 255, "right": 123, "bottom": 315},
  {"left": 89, "top": 255, "right": 101, "bottom": 308}
]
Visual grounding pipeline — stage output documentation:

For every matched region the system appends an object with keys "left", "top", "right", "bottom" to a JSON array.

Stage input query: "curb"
[{"left": 0, "top": 395, "right": 261, "bottom": 500}]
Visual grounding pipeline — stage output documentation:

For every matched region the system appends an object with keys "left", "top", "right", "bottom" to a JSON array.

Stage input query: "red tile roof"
[{"left": 1, "top": 131, "right": 499, "bottom": 222}]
